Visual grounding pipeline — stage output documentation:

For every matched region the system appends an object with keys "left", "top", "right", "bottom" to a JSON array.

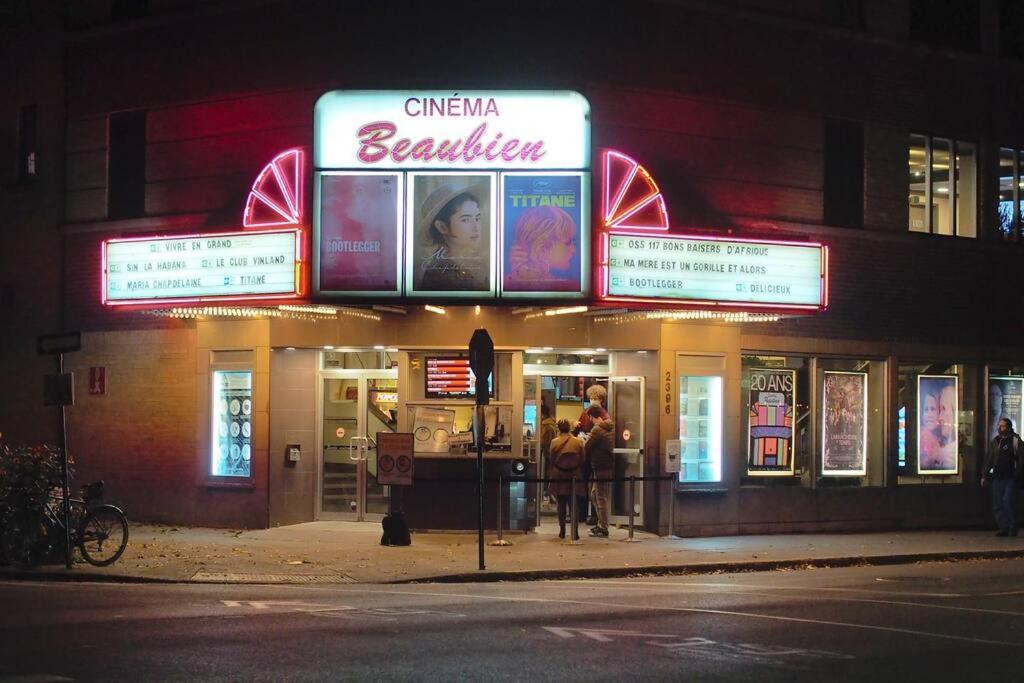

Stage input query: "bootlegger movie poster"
[{"left": 822, "top": 371, "right": 868, "bottom": 476}]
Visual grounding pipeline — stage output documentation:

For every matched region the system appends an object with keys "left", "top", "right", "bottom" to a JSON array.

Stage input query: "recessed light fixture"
[
  {"left": 373, "top": 345, "right": 385, "bottom": 350},
  {"left": 285, "top": 347, "right": 296, "bottom": 351},
  {"left": 424, "top": 305, "right": 446, "bottom": 315},
  {"left": 474, "top": 305, "right": 481, "bottom": 315},
  {"left": 323, "top": 345, "right": 335, "bottom": 350},
  {"left": 595, "top": 347, "right": 606, "bottom": 352},
  {"left": 543, "top": 346, "right": 553, "bottom": 351}
]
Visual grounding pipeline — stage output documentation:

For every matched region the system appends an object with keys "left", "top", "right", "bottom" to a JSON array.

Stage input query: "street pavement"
[
  {"left": 1, "top": 558, "right": 1022, "bottom": 681},
  {"left": 3, "top": 521, "right": 1024, "bottom": 584}
]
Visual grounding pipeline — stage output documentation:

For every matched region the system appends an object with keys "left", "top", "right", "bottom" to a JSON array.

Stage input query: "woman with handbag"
[{"left": 547, "top": 419, "right": 586, "bottom": 539}]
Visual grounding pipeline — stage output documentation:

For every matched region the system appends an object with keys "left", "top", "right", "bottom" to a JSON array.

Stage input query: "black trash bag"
[{"left": 380, "top": 511, "right": 411, "bottom": 546}]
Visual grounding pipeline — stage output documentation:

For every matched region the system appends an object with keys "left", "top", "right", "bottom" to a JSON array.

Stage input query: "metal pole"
[
  {"left": 491, "top": 474, "right": 511, "bottom": 546},
  {"left": 668, "top": 477, "right": 676, "bottom": 539},
  {"left": 570, "top": 476, "right": 580, "bottom": 543},
  {"left": 59, "top": 352, "right": 72, "bottom": 569},
  {"left": 624, "top": 475, "right": 640, "bottom": 543},
  {"left": 476, "top": 405, "right": 485, "bottom": 570}
]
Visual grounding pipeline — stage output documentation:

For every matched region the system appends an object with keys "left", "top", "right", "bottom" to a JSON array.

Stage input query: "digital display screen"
[{"left": 425, "top": 357, "right": 493, "bottom": 399}]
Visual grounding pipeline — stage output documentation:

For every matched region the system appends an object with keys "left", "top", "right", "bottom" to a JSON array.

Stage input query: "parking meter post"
[{"left": 496, "top": 474, "right": 502, "bottom": 542}]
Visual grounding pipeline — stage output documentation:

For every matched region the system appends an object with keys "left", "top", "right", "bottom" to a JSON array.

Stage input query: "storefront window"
[
  {"left": 897, "top": 363, "right": 977, "bottom": 484},
  {"left": 816, "top": 358, "right": 886, "bottom": 487},
  {"left": 741, "top": 355, "right": 811, "bottom": 486},
  {"left": 211, "top": 370, "right": 253, "bottom": 478},
  {"left": 677, "top": 375, "right": 723, "bottom": 484},
  {"left": 986, "top": 367, "right": 1024, "bottom": 444}
]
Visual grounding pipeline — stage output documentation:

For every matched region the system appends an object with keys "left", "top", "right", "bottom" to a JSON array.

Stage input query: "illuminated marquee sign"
[
  {"left": 314, "top": 90, "right": 590, "bottom": 170},
  {"left": 103, "top": 229, "right": 303, "bottom": 305},
  {"left": 602, "top": 233, "right": 827, "bottom": 309},
  {"left": 313, "top": 90, "right": 591, "bottom": 300},
  {"left": 597, "top": 150, "right": 828, "bottom": 312}
]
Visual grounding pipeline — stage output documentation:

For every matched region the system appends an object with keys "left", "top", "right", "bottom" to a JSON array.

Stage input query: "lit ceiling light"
[
  {"left": 544, "top": 306, "right": 589, "bottom": 317},
  {"left": 323, "top": 345, "right": 335, "bottom": 350},
  {"left": 543, "top": 346, "right": 553, "bottom": 351},
  {"left": 595, "top": 347, "right": 606, "bottom": 352},
  {"left": 424, "top": 305, "right": 446, "bottom": 315},
  {"left": 475, "top": 305, "right": 481, "bottom": 315},
  {"left": 285, "top": 347, "right": 296, "bottom": 351},
  {"left": 373, "top": 345, "right": 385, "bottom": 350}
]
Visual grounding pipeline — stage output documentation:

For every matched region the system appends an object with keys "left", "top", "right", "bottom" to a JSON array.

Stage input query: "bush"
[{"left": 0, "top": 444, "right": 68, "bottom": 512}]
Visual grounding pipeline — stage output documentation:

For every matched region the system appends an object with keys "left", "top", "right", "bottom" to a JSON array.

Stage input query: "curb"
[
  {"left": 4, "top": 548, "right": 1024, "bottom": 586},
  {"left": 390, "top": 548, "right": 1024, "bottom": 584}
]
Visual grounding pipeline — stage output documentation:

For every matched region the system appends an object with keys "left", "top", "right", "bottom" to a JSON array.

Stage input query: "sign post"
[
  {"left": 468, "top": 328, "right": 494, "bottom": 571},
  {"left": 37, "top": 331, "right": 81, "bottom": 570}
]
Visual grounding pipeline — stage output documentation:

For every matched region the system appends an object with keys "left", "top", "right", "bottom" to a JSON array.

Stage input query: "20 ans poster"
[
  {"left": 746, "top": 368, "right": 796, "bottom": 475},
  {"left": 822, "top": 371, "right": 868, "bottom": 476}
]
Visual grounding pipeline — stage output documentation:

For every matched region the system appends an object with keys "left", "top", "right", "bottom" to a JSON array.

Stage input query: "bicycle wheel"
[
  {"left": 1, "top": 509, "right": 53, "bottom": 569},
  {"left": 77, "top": 505, "right": 128, "bottom": 567}
]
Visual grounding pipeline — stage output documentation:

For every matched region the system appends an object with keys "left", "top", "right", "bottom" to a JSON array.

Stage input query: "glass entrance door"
[
  {"left": 320, "top": 373, "right": 398, "bottom": 521},
  {"left": 609, "top": 376, "right": 645, "bottom": 526}
]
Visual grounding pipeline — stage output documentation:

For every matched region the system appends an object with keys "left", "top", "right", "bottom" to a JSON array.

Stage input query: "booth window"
[
  {"left": 908, "top": 134, "right": 977, "bottom": 238},
  {"left": 740, "top": 355, "right": 811, "bottom": 486},
  {"left": 816, "top": 358, "right": 886, "bottom": 487},
  {"left": 896, "top": 363, "right": 976, "bottom": 484}
]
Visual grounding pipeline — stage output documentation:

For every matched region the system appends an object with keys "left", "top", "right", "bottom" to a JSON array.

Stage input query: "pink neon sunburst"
[
  {"left": 602, "top": 149, "right": 669, "bottom": 231},
  {"left": 243, "top": 148, "right": 305, "bottom": 228}
]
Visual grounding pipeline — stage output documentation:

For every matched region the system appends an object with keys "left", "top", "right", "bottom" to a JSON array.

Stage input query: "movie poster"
[
  {"left": 746, "top": 368, "right": 796, "bottom": 475},
  {"left": 918, "top": 375, "right": 958, "bottom": 475},
  {"left": 821, "top": 371, "right": 868, "bottom": 476},
  {"left": 212, "top": 371, "right": 252, "bottom": 478},
  {"left": 988, "top": 376, "right": 1024, "bottom": 442},
  {"left": 501, "top": 174, "right": 583, "bottom": 293},
  {"left": 318, "top": 173, "right": 401, "bottom": 293},
  {"left": 408, "top": 173, "right": 494, "bottom": 294}
]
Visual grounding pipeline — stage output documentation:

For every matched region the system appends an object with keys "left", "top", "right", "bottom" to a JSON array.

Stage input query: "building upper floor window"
[
  {"left": 909, "top": 0, "right": 980, "bottom": 52},
  {"left": 17, "top": 104, "right": 36, "bottom": 183},
  {"left": 107, "top": 110, "right": 147, "bottom": 220},
  {"left": 908, "top": 134, "right": 977, "bottom": 238},
  {"left": 1000, "top": 0, "right": 1024, "bottom": 60},
  {"left": 998, "top": 147, "right": 1024, "bottom": 240},
  {"left": 823, "top": 118, "right": 864, "bottom": 229}
]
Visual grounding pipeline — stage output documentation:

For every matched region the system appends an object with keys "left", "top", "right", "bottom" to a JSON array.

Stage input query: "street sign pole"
[
  {"left": 468, "top": 329, "right": 494, "bottom": 572},
  {"left": 58, "top": 352, "right": 72, "bottom": 569}
]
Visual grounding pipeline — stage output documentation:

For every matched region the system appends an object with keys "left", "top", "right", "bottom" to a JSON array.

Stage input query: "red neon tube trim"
[{"left": 243, "top": 148, "right": 305, "bottom": 228}]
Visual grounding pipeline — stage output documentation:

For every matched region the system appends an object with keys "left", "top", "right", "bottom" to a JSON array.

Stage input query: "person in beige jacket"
[{"left": 546, "top": 419, "right": 586, "bottom": 539}]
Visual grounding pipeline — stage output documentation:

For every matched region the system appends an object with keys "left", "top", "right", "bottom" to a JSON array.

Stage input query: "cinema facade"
[{"left": 42, "top": 77, "right": 1016, "bottom": 537}]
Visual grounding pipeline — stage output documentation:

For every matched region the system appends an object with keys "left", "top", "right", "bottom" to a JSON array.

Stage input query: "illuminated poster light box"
[
  {"left": 314, "top": 90, "right": 591, "bottom": 171},
  {"left": 103, "top": 229, "right": 303, "bottom": 305},
  {"left": 600, "top": 233, "right": 828, "bottom": 310}
]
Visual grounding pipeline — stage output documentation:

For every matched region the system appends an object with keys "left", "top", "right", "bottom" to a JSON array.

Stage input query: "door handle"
[{"left": 351, "top": 436, "right": 370, "bottom": 461}]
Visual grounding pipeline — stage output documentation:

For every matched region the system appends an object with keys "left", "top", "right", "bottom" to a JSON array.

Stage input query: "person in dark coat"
[
  {"left": 584, "top": 405, "right": 616, "bottom": 537},
  {"left": 981, "top": 417, "right": 1024, "bottom": 537},
  {"left": 546, "top": 419, "right": 586, "bottom": 539}
]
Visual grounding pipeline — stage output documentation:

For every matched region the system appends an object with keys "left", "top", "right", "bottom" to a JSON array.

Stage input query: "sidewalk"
[{"left": 3, "top": 522, "right": 1024, "bottom": 585}]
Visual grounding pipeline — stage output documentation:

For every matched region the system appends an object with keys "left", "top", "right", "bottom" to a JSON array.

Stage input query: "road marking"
[
  {"left": 567, "top": 580, "right": 968, "bottom": 599},
  {"left": 220, "top": 599, "right": 464, "bottom": 618},
  {"left": 650, "top": 637, "right": 853, "bottom": 669},
  {"left": 542, "top": 626, "right": 677, "bottom": 642},
  {"left": 313, "top": 586, "right": 1021, "bottom": 646},
  {"left": 577, "top": 580, "right": 1024, "bottom": 618}
]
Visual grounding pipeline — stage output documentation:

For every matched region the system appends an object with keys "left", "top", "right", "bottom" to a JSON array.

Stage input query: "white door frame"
[{"left": 316, "top": 367, "right": 398, "bottom": 521}]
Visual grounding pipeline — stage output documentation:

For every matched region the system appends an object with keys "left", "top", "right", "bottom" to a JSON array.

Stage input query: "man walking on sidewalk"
[
  {"left": 981, "top": 417, "right": 1024, "bottom": 537},
  {"left": 584, "top": 405, "right": 615, "bottom": 537}
]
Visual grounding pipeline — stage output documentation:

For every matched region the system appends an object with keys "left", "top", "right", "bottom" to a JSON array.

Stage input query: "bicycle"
[{"left": 1, "top": 481, "right": 129, "bottom": 568}]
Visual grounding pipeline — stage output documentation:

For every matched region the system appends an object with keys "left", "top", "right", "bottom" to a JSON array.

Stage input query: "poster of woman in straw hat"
[{"left": 410, "top": 174, "right": 494, "bottom": 293}]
